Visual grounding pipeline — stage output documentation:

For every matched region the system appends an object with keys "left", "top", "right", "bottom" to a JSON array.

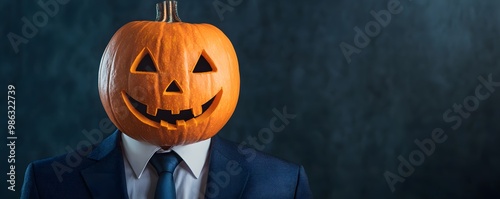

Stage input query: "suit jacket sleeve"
[
  {"left": 295, "top": 166, "right": 313, "bottom": 199},
  {"left": 21, "top": 163, "right": 40, "bottom": 199}
]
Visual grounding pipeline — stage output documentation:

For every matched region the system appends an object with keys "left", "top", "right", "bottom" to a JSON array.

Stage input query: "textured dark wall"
[{"left": 2, "top": 0, "right": 500, "bottom": 198}]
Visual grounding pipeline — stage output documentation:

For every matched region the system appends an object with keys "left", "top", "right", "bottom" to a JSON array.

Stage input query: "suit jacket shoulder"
[
  {"left": 208, "top": 136, "right": 312, "bottom": 199},
  {"left": 21, "top": 132, "right": 128, "bottom": 199}
]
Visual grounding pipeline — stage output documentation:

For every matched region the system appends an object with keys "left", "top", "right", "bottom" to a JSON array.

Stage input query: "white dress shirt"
[{"left": 121, "top": 133, "right": 211, "bottom": 199}]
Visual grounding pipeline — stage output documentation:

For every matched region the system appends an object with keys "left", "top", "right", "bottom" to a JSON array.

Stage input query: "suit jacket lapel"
[
  {"left": 81, "top": 131, "right": 128, "bottom": 199},
  {"left": 206, "top": 136, "right": 249, "bottom": 199}
]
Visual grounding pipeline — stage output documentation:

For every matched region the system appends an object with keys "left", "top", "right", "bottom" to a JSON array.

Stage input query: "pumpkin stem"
[{"left": 156, "top": 0, "right": 182, "bottom": 22}]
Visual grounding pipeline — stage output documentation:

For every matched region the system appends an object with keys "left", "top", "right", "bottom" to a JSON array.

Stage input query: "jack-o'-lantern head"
[{"left": 98, "top": 0, "right": 239, "bottom": 146}]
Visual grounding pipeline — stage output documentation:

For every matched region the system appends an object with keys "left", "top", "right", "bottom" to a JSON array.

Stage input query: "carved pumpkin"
[{"left": 98, "top": 0, "right": 240, "bottom": 146}]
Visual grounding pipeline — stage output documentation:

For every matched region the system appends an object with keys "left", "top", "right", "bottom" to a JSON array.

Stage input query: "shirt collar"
[{"left": 121, "top": 133, "right": 211, "bottom": 179}]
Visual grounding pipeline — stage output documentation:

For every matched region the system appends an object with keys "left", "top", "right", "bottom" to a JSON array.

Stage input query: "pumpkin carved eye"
[
  {"left": 192, "top": 54, "right": 214, "bottom": 73},
  {"left": 135, "top": 53, "right": 157, "bottom": 72}
]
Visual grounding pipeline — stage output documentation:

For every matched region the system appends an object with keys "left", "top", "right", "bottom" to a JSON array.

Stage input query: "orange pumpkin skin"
[{"left": 98, "top": 20, "right": 240, "bottom": 146}]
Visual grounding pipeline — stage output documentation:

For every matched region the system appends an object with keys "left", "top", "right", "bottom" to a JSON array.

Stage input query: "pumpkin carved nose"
[{"left": 165, "top": 80, "right": 182, "bottom": 93}]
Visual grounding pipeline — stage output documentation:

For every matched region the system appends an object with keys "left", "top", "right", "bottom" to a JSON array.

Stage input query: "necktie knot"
[{"left": 150, "top": 152, "right": 181, "bottom": 174}]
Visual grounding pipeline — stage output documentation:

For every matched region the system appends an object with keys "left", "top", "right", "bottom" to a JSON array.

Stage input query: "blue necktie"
[{"left": 150, "top": 152, "right": 182, "bottom": 199}]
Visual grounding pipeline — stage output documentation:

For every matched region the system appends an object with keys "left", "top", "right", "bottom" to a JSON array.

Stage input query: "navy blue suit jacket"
[{"left": 21, "top": 131, "right": 312, "bottom": 199}]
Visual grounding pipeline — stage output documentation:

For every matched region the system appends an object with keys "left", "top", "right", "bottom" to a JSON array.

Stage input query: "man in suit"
[
  {"left": 21, "top": 130, "right": 312, "bottom": 199},
  {"left": 22, "top": 1, "right": 312, "bottom": 198}
]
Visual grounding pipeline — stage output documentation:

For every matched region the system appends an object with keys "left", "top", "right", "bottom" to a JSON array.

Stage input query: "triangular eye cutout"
[
  {"left": 192, "top": 54, "right": 213, "bottom": 73},
  {"left": 135, "top": 53, "right": 157, "bottom": 72}
]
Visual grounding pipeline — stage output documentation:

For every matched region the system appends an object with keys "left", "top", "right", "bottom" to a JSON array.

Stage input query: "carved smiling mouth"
[{"left": 122, "top": 90, "right": 221, "bottom": 126}]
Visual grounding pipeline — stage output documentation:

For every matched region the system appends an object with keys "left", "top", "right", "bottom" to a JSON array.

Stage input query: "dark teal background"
[{"left": 2, "top": 0, "right": 500, "bottom": 198}]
